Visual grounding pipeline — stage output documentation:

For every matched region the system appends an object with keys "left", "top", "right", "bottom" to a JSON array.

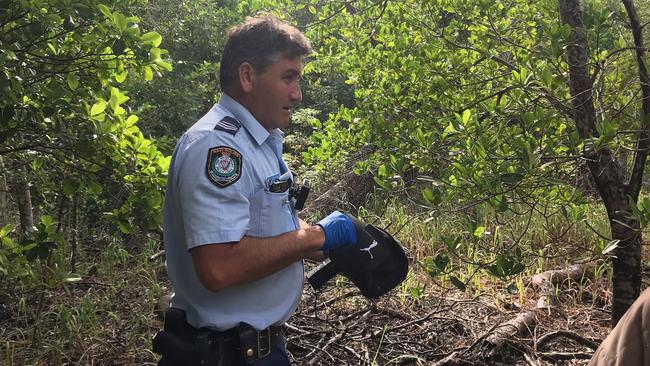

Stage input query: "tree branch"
[{"left": 622, "top": 0, "right": 650, "bottom": 200}]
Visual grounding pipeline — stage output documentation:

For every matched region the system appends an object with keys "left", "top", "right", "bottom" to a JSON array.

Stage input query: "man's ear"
[{"left": 238, "top": 62, "right": 255, "bottom": 93}]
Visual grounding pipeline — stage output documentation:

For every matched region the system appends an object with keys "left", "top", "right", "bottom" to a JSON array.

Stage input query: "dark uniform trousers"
[{"left": 154, "top": 308, "right": 291, "bottom": 366}]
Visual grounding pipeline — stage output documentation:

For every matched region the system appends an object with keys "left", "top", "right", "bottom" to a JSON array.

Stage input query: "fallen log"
[
  {"left": 481, "top": 310, "right": 538, "bottom": 358},
  {"left": 531, "top": 263, "right": 591, "bottom": 308}
]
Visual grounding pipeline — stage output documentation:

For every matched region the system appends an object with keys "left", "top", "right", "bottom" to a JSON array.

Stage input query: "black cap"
[{"left": 307, "top": 214, "right": 409, "bottom": 299}]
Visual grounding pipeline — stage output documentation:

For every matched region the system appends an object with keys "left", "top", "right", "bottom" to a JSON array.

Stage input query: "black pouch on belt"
[
  {"left": 238, "top": 323, "right": 259, "bottom": 364},
  {"left": 152, "top": 308, "right": 202, "bottom": 365}
]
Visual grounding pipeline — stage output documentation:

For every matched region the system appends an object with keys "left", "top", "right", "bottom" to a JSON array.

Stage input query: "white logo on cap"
[{"left": 360, "top": 240, "right": 378, "bottom": 259}]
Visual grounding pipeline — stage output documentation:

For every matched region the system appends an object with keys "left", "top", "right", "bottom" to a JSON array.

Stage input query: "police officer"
[{"left": 158, "top": 14, "right": 358, "bottom": 366}]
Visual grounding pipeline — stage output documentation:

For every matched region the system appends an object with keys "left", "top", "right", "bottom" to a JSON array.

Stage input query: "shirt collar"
[{"left": 217, "top": 93, "right": 284, "bottom": 145}]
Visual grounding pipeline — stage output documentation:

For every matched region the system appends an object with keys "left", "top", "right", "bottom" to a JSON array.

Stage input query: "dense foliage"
[
  {"left": 125, "top": 0, "right": 239, "bottom": 141},
  {"left": 0, "top": 0, "right": 170, "bottom": 284},
  {"left": 246, "top": 0, "right": 650, "bottom": 322}
]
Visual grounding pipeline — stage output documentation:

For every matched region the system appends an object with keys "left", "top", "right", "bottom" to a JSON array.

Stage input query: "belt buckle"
[{"left": 257, "top": 327, "right": 271, "bottom": 358}]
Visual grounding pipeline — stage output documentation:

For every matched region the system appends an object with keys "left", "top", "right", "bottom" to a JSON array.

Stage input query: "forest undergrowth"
[{"left": 0, "top": 195, "right": 644, "bottom": 365}]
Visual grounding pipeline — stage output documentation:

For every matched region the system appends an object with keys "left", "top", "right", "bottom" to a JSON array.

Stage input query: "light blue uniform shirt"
[{"left": 163, "top": 93, "right": 302, "bottom": 331}]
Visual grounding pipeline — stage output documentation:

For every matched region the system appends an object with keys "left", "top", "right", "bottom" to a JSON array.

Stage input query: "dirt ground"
[
  {"left": 285, "top": 273, "right": 614, "bottom": 366},
  {"left": 0, "top": 260, "right": 620, "bottom": 365}
]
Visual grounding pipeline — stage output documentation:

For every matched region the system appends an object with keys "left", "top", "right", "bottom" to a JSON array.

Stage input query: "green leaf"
[
  {"left": 449, "top": 276, "right": 466, "bottom": 291},
  {"left": 125, "top": 115, "right": 138, "bottom": 126},
  {"left": 0, "top": 224, "right": 13, "bottom": 237},
  {"left": 63, "top": 178, "right": 81, "bottom": 196},
  {"left": 98, "top": 4, "right": 112, "bottom": 17},
  {"left": 422, "top": 188, "right": 442, "bottom": 205},
  {"left": 118, "top": 221, "right": 132, "bottom": 234},
  {"left": 115, "top": 69, "right": 128, "bottom": 83},
  {"left": 499, "top": 173, "right": 524, "bottom": 184},
  {"left": 90, "top": 100, "right": 106, "bottom": 116},
  {"left": 150, "top": 47, "right": 161, "bottom": 60},
  {"left": 40, "top": 215, "right": 53, "bottom": 227},
  {"left": 67, "top": 73, "right": 79, "bottom": 90},
  {"left": 637, "top": 197, "right": 650, "bottom": 214},
  {"left": 47, "top": 43, "right": 58, "bottom": 55},
  {"left": 141, "top": 31, "right": 162, "bottom": 47},
  {"left": 373, "top": 176, "right": 390, "bottom": 190},
  {"left": 109, "top": 89, "right": 119, "bottom": 111},
  {"left": 155, "top": 60, "right": 172, "bottom": 72},
  {"left": 2, "top": 237, "right": 13, "bottom": 247},
  {"left": 144, "top": 66, "right": 153, "bottom": 81},
  {"left": 422, "top": 188, "right": 434, "bottom": 202},
  {"left": 378, "top": 164, "right": 387, "bottom": 177},
  {"left": 88, "top": 181, "right": 103, "bottom": 195},
  {"left": 442, "top": 121, "right": 456, "bottom": 138},
  {"left": 602, "top": 239, "right": 620, "bottom": 255},
  {"left": 112, "top": 39, "right": 126, "bottom": 55},
  {"left": 462, "top": 109, "right": 471, "bottom": 125},
  {"left": 113, "top": 12, "right": 127, "bottom": 31},
  {"left": 473, "top": 225, "right": 485, "bottom": 238},
  {"left": 424, "top": 254, "right": 449, "bottom": 277},
  {"left": 487, "top": 264, "right": 503, "bottom": 278}
]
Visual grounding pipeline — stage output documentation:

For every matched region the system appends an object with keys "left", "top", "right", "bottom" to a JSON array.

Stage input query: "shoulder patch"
[
  {"left": 214, "top": 116, "right": 241, "bottom": 136},
  {"left": 206, "top": 146, "right": 242, "bottom": 188}
]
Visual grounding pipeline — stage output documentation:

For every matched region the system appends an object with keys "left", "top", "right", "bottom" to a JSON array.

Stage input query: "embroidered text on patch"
[
  {"left": 206, "top": 146, "right": 242, "bottom": 188},
  {"left": 214, "top": 116, "right": 241, "bottom": 136}
]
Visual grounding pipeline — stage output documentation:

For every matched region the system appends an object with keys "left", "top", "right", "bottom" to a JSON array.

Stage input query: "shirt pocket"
[{"left": 259, "top": 189, "right": 295, "bottom": 237}]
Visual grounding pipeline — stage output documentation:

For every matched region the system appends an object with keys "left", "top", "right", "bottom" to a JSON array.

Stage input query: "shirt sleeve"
[{"left": 175, "top": 133, "right": 252, "bottom": 249}]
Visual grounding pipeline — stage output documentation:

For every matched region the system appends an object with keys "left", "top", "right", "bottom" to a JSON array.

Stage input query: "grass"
[
  {"left": 1, "top": 236, "right": 165, "bottom": 365},
  {"left": 357, "top": 191, "right": 616, "bottom": 306}
]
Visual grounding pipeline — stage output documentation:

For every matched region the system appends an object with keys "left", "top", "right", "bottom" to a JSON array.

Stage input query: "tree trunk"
[
  {"left": 609, "top": 206, "right": 642, "bottom": 323},
  {"left": 0, "top": 156, "right": 8, "bottom": 227},
  {"left": 12, "top": 162, "right": 34, "bottom": 235},
  {"left": 622, "top": 0, "right": 650, "bottom": 199},
  {"left": 70, "top": 193, "right": 79, "bottom": 272},
  {"left": 558, "top": 0, "right": 642, "bottom": 325}
]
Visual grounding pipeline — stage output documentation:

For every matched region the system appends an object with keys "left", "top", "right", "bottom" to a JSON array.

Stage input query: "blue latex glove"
[{"left": 317, "top": 211, "right": 357, "bottom": 252}]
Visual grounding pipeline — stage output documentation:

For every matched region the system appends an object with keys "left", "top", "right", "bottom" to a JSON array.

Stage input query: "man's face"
[{"left": 248, "top": 56, "right": 303, "bottom": 130}]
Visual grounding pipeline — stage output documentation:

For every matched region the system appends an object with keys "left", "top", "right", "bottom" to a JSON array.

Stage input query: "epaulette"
[{"left": 214, "top": 116, "right": 241, "bottom": 136}]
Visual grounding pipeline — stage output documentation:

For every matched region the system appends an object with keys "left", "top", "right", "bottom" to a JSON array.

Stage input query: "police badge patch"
[{"left": 206, "top": 146, "right": 242, "bottom": 188}]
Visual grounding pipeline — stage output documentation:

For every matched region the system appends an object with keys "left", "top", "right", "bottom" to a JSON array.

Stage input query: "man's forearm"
[{"left": 191, "top": 226, "right": 324, "bottom": 292}]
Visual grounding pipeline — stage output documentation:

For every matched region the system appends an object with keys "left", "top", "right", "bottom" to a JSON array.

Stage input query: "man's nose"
[{"left": 289, "top": 84, "right": 302, "bottom": 103}]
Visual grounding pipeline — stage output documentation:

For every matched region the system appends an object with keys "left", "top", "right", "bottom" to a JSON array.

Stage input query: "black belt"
[
  {"left": 236, "top": 324, "right": 283, "bottom": 362},
  {"left": 153, "top": 308, "right": 284, "bottom": 365}
]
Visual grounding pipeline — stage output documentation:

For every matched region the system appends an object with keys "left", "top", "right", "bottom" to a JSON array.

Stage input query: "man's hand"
[{"left": 317, "top": 211, "right": 357, "bottom": 253}]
